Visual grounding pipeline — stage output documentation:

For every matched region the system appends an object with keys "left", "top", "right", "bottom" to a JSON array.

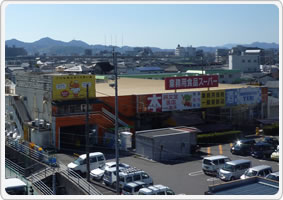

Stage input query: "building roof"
[
  {"left": 136, "top": 127, "right": 200, "bottom": 138},
  {"left": 95, "top": 77, "right": 261, "bottom": 97},
  {"left": 265, "top": 81, "right": 279, "bottom": 88},
  {"left": 136, "top": 66, "right": 163, "bottom": 71},
  {"left": 207, "top": 177, "right": 279, "bottom": 195}
]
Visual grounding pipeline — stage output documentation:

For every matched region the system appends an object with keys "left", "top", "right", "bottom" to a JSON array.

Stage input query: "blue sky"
[{"left": 5, "top": 3, "right": 279, "bottom": 48}]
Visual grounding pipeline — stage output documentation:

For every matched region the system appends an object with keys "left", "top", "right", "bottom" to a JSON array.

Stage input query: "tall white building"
[
  {"left": 175, "top": 44, "right": 186, "bottom": 57},
  {"left": 229, "top": 53, "right": 260, "bottom": 72}
]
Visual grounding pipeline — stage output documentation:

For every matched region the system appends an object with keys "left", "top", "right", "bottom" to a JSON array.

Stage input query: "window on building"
[
  {"left": 254, "top": 60, "right": 257, "bottom": 63},
  {"left": 221, "top": 92, "right": 224, "bottom": 97},
  {"left": 221, "top": 99, "right": 224, "bottom": 104},
  {"left": 212, "top": 93, "right": 215, "bottom": 97},
  {"left": 248, "top": 60, "right": 251, "bottom": 63},
  {"left": 216, "top": 92, "right": 220, "bottom": 98},
  {"left": 207, "top": 100, "right": 210, "bottom": 105},
  {"left": 216, "top": 99, "right": 219, "bottom": 104},
  {"left": 242, "top": 60, "right": 245, "bottom": 63},
  {"left": 220, "top": 75, "right": 224, "bottom": 78},
  {"left": 229, "top": 74, "right": 233, "bottom": 78},
  {"left": 202, "top": 93, "right": 206, "bottom": 98},
  {"left": 207, "top": 93, "right": 210, "bottom": 98},
  {"left": 211, "top": 100, "right": 215, "bottom": 105}
]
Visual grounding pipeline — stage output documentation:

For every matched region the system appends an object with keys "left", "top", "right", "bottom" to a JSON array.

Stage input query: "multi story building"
[{"left": 175, "top": 44, "right": 186, "bottom": 57}]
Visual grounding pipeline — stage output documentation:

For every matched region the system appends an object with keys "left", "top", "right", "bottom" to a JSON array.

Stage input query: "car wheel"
[
  {"left": 230, "top": 177, "right": 235, "bottom": 181},
  {"left": 112, "top": 182, "right": 117, "bottom": 189}
]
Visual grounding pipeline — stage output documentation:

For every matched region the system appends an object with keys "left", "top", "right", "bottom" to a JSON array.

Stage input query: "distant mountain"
[{"left": 5, "top": 37, "right": 279, "bottom": 56}]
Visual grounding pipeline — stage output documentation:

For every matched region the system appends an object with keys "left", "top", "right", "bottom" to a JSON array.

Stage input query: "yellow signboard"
[
  {"left": 201, "top": 90, "right": 225, "bottom": 108},
  {"left": 52, "top": 75, "right": 96, "bottom": 100}
]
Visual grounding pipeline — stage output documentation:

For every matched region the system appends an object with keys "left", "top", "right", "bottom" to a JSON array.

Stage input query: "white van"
[
  {"left": 219, "top": 159, "right": 251, "bottom": 181},
  {"left": 202, "top": 155, "right": 231, "bottom": 175},
  {"left": 67, "top": 152, "right": 105, "bottom": 174},
  {"left": 104, "top": 167, "right": 153, "bottom": 188},
  {"left": 138, "top": 185, "right": 175, "bottom": 195},
  {"left": 5, "top": 178, "right": 28, "bottom": 195},
  {"left": 240, "top": 165, "right": 272, "bottom": 179}
]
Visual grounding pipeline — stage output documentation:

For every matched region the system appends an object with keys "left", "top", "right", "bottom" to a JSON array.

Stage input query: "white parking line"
[
  {"left": 259, "top": 160, "right": 266, "bottom": 162},
  {"left": 207, "top": 178, "right": 219, "bottom": 182},
  {"left": 188, "top": 171, "right": 204, "bottom": 176}
]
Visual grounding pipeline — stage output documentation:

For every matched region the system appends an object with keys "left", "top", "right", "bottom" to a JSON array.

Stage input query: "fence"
[
  {"left": 5, "top": 158, "right": 53, "bottom": 195},
  {"left": 58, "top": 163, "right": 102, "bottom": 195},
  {"left": 6, "top": 136, "right": 102, "bottom": 195}
]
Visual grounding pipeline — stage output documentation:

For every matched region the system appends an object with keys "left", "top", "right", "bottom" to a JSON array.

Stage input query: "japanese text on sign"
[{"left": 165, "top": 75, "right": 219, "bottom": 90}]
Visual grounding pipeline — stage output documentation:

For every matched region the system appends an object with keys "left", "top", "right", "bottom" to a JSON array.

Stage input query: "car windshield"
[
  {"left": 203, "top": 159, "right": 212, "bottom": 165},
  {"left": 222, "top": 164, "right": 234, "bottom": 172},
  {"left": 73, "top": 158, "right": 83, "bottom": 165},
  {"left": 245, "top": 169, "right": 257, "bottom": 177}
]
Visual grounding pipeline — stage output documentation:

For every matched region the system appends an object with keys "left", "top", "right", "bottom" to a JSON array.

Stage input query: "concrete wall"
[
  {"left": 30, "top": 129, "right": 51, "bottom": 148},
  {"left": 136, "top": 136, "right": 153, "bottom": 159},
  {"left": 136, "top": 132, "right": 197, "bottom": 162},
  {"left": 229, "top": 55, "right": 260, "bottom": 72},
  {"left": 152, "top": 133, "right": 196, "bottom": 161}
]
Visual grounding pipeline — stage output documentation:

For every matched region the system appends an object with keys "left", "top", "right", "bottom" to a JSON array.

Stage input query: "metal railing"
[
  {"left": 6, "top": 137, "right": 102, "bottom": 195},
  {"left": 59, "top": 163, "right": 102, "bottom": 195},
  {"left": 5, "top": 158, "right": 54, "bottom": 195},
  {"left": 6, "top": 137, "right": 54, "bottom": 166},
  {"left": 5, "top": 158, "right": 25, "bottom": 177},
  {"left": 30, "top": 173, "right": 54, "bottom": 195}
]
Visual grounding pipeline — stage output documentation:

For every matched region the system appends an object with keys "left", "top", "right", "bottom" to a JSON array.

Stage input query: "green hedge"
[
  {"left": 263, "top": 123, "right": 279, "bottom": 136},
  {"left": 197, "top": 130, "right": 242, "bottom": 145}
]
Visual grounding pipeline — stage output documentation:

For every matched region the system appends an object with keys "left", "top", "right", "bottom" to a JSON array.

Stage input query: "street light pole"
[
  {"left": 113, "top": 49, "right": 120, "bottom": 194},
  {"left": 85, "top": 84, "right": 90, "bottom": 182}
]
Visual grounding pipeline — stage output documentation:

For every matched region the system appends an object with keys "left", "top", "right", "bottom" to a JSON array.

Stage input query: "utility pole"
[
  {"left": 85, "top": 84, "right": 90, "bottom": 182},
  {"left": 113, "top": 48, "right": 120, "bottom": 194}
]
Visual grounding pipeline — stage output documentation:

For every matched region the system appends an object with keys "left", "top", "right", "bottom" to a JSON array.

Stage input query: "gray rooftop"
[{"left": 208, "top": 177, "right": 279, "bottom": 195}]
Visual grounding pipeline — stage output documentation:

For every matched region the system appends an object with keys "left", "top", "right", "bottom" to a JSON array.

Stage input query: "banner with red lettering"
[{"left": 165, "top": 75, "right": 219, "bottom": 90}]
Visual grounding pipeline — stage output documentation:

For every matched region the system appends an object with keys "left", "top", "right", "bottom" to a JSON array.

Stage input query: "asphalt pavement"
[{"left": 54, "top": 143, "right": 279, "bottom": 195}]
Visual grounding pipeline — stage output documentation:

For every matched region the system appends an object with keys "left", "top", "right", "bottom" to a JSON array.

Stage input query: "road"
[{"left": 55, "top": 142, "right": 279, "bottom": 195}]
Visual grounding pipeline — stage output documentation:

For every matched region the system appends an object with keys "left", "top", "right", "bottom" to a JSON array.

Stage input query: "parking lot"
[{"left": 55, "top": 142, "right": 279, "bottom": 195}]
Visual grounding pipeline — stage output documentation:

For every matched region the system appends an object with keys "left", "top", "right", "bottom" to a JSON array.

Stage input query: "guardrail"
[
  {"left": 6, "top": 137, "right": 102, "bottom": 195},
  {"left": 5, "top": 158, "right": 54, "bottom": 195},
  {"left": 6, "top": 137, "right": 56, "bottom": 166},
  {"left": 30, "top": 173, "right": 54, "bottom": 195},
  {"left": 59, "top": 163, "right": 102, "bottom": 195},
  {"left": 5, "top": 158, "right": 25, "bottom": 177}
]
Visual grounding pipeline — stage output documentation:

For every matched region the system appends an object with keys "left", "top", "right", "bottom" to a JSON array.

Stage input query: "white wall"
[{"left": 229, "top": 55, "right": 260, "bottom": 72}]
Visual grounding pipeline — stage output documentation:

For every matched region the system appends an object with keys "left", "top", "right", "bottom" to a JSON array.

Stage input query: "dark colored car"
[
  {"left": 230, "top": 139, "right": 256, "bottom": 155},
  {"left": 251, "top": 142, "right": 275, "bottom": 159},
  {"left": 263, "top": 137, "right": 279, "bottom": 148}
]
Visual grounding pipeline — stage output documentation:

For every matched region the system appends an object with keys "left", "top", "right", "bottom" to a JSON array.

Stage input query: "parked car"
[
  {"left": 202, "top": 155, "right": 231, "bottom": 175},
  {"left": 121, "top": 181, "right": 147, "bottom": 195},
  {"left": 90, "top": 162, "right": 130, "bottom": 181},
  {"left": 138, "top": 184, "right": 175, "bottom": 195},
  {"left": 240, "top": 165, "right": 272, "bottom": 179},
  {"left": 230, "top": 139, "right": 256, "bottom": 155},
  {"left": 218, "top": 159, "right": 251, "bottom": 181},
  {"left": 265, "top": 171, "right": 279, "bottom": 182},
  {"left": 270, "top": 145, "right": 279, "bottom": 161},
  {"left": 67, "top": 152, "right": 105, "bottom": 174},
  {"left": 103, "top": 167, "right": 153, "bottom": 189},
  {"left": 263, "top": 137, "right": 279, "bottom": 148},
  {"left": 251, "top": 142, "right": 275, "bottom": 159}
]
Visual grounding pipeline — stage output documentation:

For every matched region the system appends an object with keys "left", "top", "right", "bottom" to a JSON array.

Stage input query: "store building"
[{"left": 12, "top": 71, "right": 267, "bottom": 151}]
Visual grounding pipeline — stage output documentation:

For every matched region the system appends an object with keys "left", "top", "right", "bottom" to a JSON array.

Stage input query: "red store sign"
[{"left": 165, "top": 75, "right": 219, "bottom": 90}]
